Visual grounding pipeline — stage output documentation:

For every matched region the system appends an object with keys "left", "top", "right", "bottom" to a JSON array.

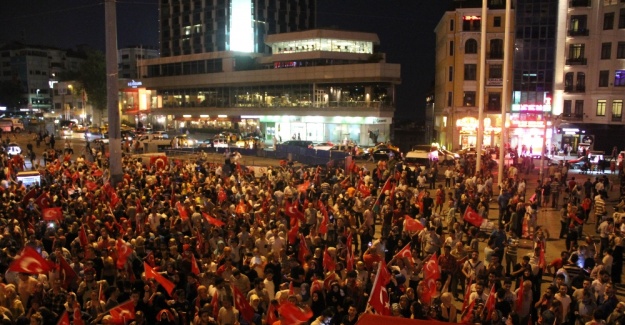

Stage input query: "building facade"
[
  {"left": 119, "top": 29, "right": 400, "bottom": 145},
  {"left": 0, "top": 42, "right": 84, "bottom": 113},
  {"left": 118, "top": 47, "right": 159, "bottom": 79},
  {"left": 159, "top": 0, "right": 316, "bottom": 56},
  {"left": 555, "top": 0, "right": 625, "bottom": 153},
  {"left": 433, "top": 0, "right": 514, "bottom": 151}
]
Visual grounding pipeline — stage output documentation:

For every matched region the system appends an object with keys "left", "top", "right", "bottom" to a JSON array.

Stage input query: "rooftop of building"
[{"left": 265, "top": 29, "right": 380, "bottom": 45}]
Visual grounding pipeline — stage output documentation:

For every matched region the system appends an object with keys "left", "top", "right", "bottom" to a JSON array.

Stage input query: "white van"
[{"left": 404, "top": 151, "right": 432, "bottom": 172}]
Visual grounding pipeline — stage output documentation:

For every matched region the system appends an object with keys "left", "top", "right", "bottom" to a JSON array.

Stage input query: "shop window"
[
  {"left": 463, "top": 91, "right": 476, "bottom": 107},
  {"left": 464, "top": 64, "right": 477, "bottom": 80},
  {"left": 601, "top": 42, "right": 612, "bottom": 59},
  {"left": 465, "top": 39, "right": 478, "bottom": 54},
  {"left": 597, "top": 99, "right": 607, "bottom": 116},
  {"left": 599, "top": 70, "right": 610, "bottom": 87}
]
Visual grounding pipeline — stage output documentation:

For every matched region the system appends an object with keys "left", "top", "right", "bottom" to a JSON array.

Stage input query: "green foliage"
[{"left": 60, "top": 50, "right": 107, "bottom": 111}]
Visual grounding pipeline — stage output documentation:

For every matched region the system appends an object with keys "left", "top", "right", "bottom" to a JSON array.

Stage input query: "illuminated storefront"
[
  {"left": 455, "top": 116, "right": 502, "bottom": 149},
  {"left": 507, "top": 92, "right": 553, "bottom": 156}
]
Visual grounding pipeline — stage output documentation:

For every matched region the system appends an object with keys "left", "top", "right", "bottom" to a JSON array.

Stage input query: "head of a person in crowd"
[
  {"left": 475, "top": 282, "right": 484, "bottom": 295},
  {"left": 471, "top": 250, "right": 479, "bottom": 262}
]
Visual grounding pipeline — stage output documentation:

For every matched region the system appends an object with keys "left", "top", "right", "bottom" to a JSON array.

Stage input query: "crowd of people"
[{"left": 0, "top": 141, "right": 621, "bottom": 325}]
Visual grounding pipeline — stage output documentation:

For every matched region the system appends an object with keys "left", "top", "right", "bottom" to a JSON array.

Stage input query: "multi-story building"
[
  {"left": 555, "top": 0, "right": 625, "bottom": 153},
  {"left": 159, "top": 0, "right": 316, "bottom": 56},
  {"left": 433, "top": 0, "right": 514, "bottom": 151},
  {"left": 0, "top": 42, "right": 84, "bottom": 113},
  {"left": 118, "top": 47, "right": 159, "bottom": 79},
  {"left": 119, "top": 29, "right": 400, "bottom": 144}
]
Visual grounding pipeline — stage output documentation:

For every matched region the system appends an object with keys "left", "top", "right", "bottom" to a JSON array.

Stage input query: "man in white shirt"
[{"left": 554, "top": 284, "right": 572, "bottom": 323}]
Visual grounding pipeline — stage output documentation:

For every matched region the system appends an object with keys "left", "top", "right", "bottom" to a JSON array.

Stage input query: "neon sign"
[
  {"left": 463, "top": 16, "right": 481, "bottom": 20},
  {"left": 511, "top": 104, "right": 551, "bottom": 112}
]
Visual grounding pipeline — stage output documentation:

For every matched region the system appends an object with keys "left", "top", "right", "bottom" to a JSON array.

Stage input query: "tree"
[
  {"left": 0, "top": 80, "right": 26, "bottom": 110},
  {"left": 60, "top": 50, "right": 106, "bottom": 124}
]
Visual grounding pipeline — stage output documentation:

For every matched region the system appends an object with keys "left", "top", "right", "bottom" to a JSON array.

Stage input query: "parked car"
[
  {"left": 312, "top": 142, "right": 334, "bottom": 150},
  {"left": 370, "top": 145, "right": 401, "bottom": 161}
]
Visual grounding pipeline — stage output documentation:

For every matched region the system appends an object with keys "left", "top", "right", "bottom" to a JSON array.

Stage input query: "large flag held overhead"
[
  {"left": 278, "top": 301, "right": 313, "bottom": 325},
  {"left": 8, "top": 246, "right": 55, "bottom": 274},
  {"left": 109, "top": 300, "right": 136, "bottom": 325},
  {"left": 144, "top": 262, "right": 175, "bottom": 296}
]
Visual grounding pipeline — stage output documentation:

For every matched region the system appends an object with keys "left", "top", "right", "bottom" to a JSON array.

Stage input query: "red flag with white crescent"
[
  {"left": 367, "top": 259, "right": 391, "bottom": 315},
  {"left": 42, "top": 207, "right": 63, "bottom": 221},
  {"left": 115, "top": 239, "right": 134, "bottom": 269},
  {"left": 278, "top": 302, "right": 313, "bottom": 325},
  {"left": 202, "top": 212, "right": 225, "bottom": 227},
  {"left": 423, "top": 253, "right": 441, "bottom": 280},
  {"left": 191, "top": 254, "right": 200, "bottom": 275},
  {"left": 109, "top": 300, "right": 136, "bottom": 325},
  {"left": 463, "top": 206, "right": 484, "bottom": 227},
  {"left": 176, "top": 202, "right": 189, "bottom": 221},
  {"left": 403, "top": 215, "right": 424, "bottom": 232},
  {"left": 8, "top": 246, "right": 55, "bottom": 274},
  {"left": 322, "top": 247, "right": 335, "bottom": 272},
  {"left": 232, "top": 285, "right": 255, "bottom": 323},
  {"left": 56, "top": 311, "right": 70, "bottom": 325},
  {"left": 144, "top": 262, "right": 175, "bottom": 296}
]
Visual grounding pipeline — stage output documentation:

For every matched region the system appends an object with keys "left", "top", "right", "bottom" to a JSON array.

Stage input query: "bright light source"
[
  {"left": 183, "top": 115, "right": 192, "bottom": 118},
  {"left": 200, "top": 115, "right": 209, "bottom": 118},
  {"left": 218, "top": 115, "right": 227, "bottom": 118},
  {"left": 230, "top": 0, "right": 254, "bottom": 52}
]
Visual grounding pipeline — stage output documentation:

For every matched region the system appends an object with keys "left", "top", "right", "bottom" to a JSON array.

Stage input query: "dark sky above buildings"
[{"left": 0, "top": 0, "right": 453, "bottom": 121}]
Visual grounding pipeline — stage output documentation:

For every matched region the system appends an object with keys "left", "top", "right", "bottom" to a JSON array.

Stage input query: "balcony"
[
  {"left": 566, "top": 57, "right": 587, "bottom": 65},
  {"left": 563, "top": 113, "right": 584, "bottom": 121},
  {"left": 569, "top": 0, "right": 591, "bottom": 6},
  {"left": 564, "top": 85, "right": 586, "bottom": 93},
  {"left": 567, "top": 28, "right": 590, "bottom": 36},
  {"left": 612, "top": 115, "right": 622, "bottom": 122},
  {"left": 487, "top": 78, "right": 503, "bottom": 86}
]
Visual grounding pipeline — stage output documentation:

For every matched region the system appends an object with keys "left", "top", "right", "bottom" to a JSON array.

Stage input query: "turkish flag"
[
  {"left": 144, "top": 262, "right": 175, "bottom": 296},
  {"left": 484, "top": 284, "right": 497, "bottom": 320},
  {"left": 135, "top": 198, "right": 143, "bottom": 214},
  {"left": 419, "top": 276, "right": 438, "bottom": 304},
  {"left": 115, "top": 239, "right": 134, "bottom": 269},
  {"left": 42, "top": 207, "right": 63, "bottom": 221},
  {"left": 191, "top": 254, "right": 200, "bottom": 275},
  {"left": 318, "top": 201, "right": 329, "bottom": 234},
  {"left": 310, "top": 277, "right": 323, "bottom": 295},
  {"left": 463, "top": 206, "right": 484, "bottom": 227},
  {"left": 109, "top": 300, "right": 136, "bottom": 325},
  {"left": 110, "top": 192, "right": 120, "bottom": 210},
  {"left": 202, "top": 212, "right": 225, "bottom": 227},
  {"left": 266, "top": 302, "right": 279, "bottom": 325},
  {"left": 358, "top": 181, "right": 371, "bottom": 197},
  {"left": 322, "top": 247, "right": 335, "bottom": 272},
  {"left": 423, "top": 254, "right": 441, "bottom": 280},
  {"left": 149, "top": 156, "right": 168, "bottom": 171},
  {"left": 298, "top": 234, "right": 309, "bottom": 265},
  {"left": 393, "top": 244, "right": 413, "bottom": 264},
  {"left": 34, "top": 192, "right": 50, "bottom": 210},
  {"left": 462, "top": 277, "right": 473, "bottom": 312},
  {"left": 9, "top": 246, "right": 55, "bottom": 274},
  {"left": 346, "top": 247, "right": 354, "bottom": 271},
  {"left": 235, "top": 200, "right": 247, "bottom": 215},
  {"left": 176, "top": 202, "right": 188, "bottom": 220},
  {"left": 278, "top": 301, "right": 313, "bottom": 325},
  {"left": 92, "top": 169, "right": 103, "bottom": 178},
  {"left": 217, "top": 189, "right": 227, "bottom": 203},
  {"left": 367, "top": 259, "right": 392, "bottom": 315},
  {"left": 21, "top": 188, "right": 38, "bottom": 206},
  {"left": 232, "top": 285, "right": 255, "bottom": 323},
  {"left": 73, "top": 301, "right": 84, "bottom": 325},
  {"left": 57, "top": 311, "right": 70, "bottom": 325},
  {"left": 84, "top": 180, "right": 98, "bottom": 192},
  {"left": 297, "top": 180, "right": 310, "bottom": 193},
  {"left": 211, "top": 291, "right": 220, "bottom": 317},
  {"left": 79, "top": 225, "right": 89, "bottom": 248},
  {"left": 515, "top": 277, "right": 525, "bottom": 313},
  {"left": 287, "top": 223, "right": 299, "bottom": 245},
  {"left": 58, "top": 254, "right": 77, "bottom": 288},
  {"left": 285, "top": 200, "right": 305, "bottom": 223},
  {"left": 403, "top": 215, "right": 424, "bottom": 232},
  {"left": 461, "top": 300, "right": 476, "bottom": 324}
]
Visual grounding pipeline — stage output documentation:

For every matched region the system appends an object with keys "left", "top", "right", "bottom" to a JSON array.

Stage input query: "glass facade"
[
  {"left": 513, "top": 0, "right": 558, "bottom": 106},
  {"left": 156, "top": 83, "right": 394, "bottom": 109},
  {"left": 271, "top": 38, "right": 373, "bottom": 54}
]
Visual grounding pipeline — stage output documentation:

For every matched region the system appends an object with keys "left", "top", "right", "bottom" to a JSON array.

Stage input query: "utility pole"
[
  {"left": 105, "top": 0, "right": 123, "bottom": 185},
  {"left": 476, "top": 0, "right": 488, "bottom": 173},
  {"left": 497, "top": 0, "right": 512, "bottom": 188}
]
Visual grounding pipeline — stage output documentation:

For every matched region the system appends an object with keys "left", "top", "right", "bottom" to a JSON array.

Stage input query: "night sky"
[{"left": 0, "top": 0, "right": 453, "bottom": 121}]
